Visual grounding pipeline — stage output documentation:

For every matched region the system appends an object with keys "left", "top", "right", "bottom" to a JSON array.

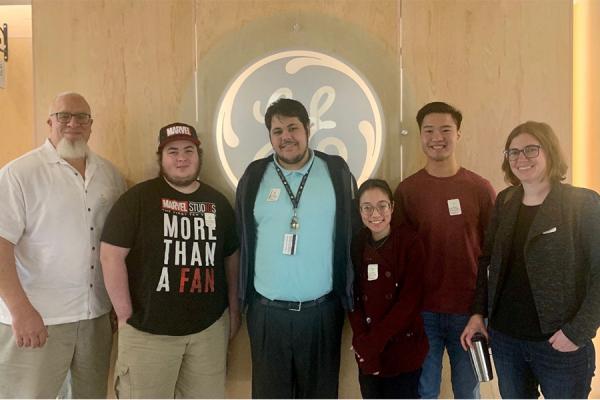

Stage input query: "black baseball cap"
[{"left": 158, "top": 122, "right": 200, "bottom": 150}]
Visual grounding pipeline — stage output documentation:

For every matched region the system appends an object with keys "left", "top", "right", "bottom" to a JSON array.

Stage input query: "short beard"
[
  {"left": 160, "top": 163, "right": 201, "bottom": 189},
  {"left": 277, "top": 147, "right": 309, "bottom": 167},
  {"left": 56, "top": 138, "right": 89, "bottom": 159}
]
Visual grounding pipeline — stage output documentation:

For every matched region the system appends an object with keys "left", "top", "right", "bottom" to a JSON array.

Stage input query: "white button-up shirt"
[{"left": 0, "top": 139, "right": 126, "bottom": 325}]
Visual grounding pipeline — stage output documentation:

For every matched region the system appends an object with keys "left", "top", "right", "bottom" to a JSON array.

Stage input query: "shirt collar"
[
  {"left": 40, "top": 138, "right": 63, "bottom": 164},
  {"left": 272, "top": 149, "right": 315, "bottom": 176}
]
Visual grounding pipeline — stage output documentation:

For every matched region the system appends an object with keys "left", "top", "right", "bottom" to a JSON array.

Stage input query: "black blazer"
[{"left": 472, "top": 183, "right": 600, "bottom": 345}]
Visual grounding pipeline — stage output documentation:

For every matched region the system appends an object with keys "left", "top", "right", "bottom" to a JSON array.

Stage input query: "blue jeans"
[
  {"left": 419, "top": 312, "right": 479, "bottom": 399},
  {"left": 490, "top": 329, "right": 595, "bottom": 399}
]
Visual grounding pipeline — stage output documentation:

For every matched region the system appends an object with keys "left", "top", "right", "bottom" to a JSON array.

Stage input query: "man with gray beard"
[{"left": 0, "top": 92, "right": 126, "bottom": 398}]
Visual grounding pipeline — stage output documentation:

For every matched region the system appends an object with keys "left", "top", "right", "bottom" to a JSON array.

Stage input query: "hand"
[
  {"left": 350, "top": 345, "right": 363, "bottom": 362},
  {"left": 549, "top": 330, "right": 579, "bottom": 352},
  {"left": 109, "top": 309, "right": 118, "bottom": 334},
  {"left": 351, "top": 346, "right": 380, "bottom": 375},
  {"left": 116, "top": 311, "right": 131, "bottom": 329},
  {"left": 229, "top": 308, "right": 241, "bottom": 340},
  {"left": 114, "top": 310, "right": 131, "bottom": 330},
  {"left": 11, "top": 304, "right": 48, "bottom": 348},
  {"left": 460, "top": 314, "right": 488, "bottom": 351}
]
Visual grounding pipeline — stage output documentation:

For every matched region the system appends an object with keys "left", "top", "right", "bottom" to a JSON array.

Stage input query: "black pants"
[
  {"left": 358, "top": 368, "right": 422, "bottom": 399},
  {"left": 246, "top": 295, "right": 344, "bottom": 398}
]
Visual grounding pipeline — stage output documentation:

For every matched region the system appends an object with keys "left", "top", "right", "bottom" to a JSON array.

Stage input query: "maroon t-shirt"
[{"left": 393, "top": 168, "right": 495, "bottom": 314}]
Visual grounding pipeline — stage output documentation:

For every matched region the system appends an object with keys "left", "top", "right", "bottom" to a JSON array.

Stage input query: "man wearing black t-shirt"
[{"left": 100, "top": 123, "right": 240, "bottom": 398}]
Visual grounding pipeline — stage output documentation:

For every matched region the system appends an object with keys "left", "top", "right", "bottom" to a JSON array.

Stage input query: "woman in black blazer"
[{"left": 460, "top": 121, "right": 600, "bottom": 399}]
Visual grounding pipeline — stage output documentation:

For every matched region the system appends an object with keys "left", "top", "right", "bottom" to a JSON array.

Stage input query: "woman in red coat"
[{"left": 349, "top": 179, "right": 429, "bottom": 398}]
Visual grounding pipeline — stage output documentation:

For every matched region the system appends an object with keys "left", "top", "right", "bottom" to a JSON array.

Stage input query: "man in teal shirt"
[{"left": 236, "top": 98, "right": 359, "bottom": 398}]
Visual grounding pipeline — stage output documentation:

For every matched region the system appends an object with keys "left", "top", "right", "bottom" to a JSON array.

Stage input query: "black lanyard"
[{"left": 274, "top": 159, "right": 314, "bottom": 230}]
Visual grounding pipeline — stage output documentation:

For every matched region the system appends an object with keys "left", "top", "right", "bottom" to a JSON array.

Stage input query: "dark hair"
[
  {"left": 264, "top": 98, "right": 310, "bottom": 133},
  {"left": 416, "top": 101, "right": 463, "bottom": 130},
  {"left": 501, "top": 121, "right": 568, "bottom": 186},
  {"left": 357, "top": 179, "right": 394, "bottom": 203},
  {"left": 156, "top": 145, "right": 203, "bottom": 177}
]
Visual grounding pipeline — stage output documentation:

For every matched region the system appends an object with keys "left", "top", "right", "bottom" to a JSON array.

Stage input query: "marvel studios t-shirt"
[{"left": 101, "top": 177, "right": 238, "bottom": 336}]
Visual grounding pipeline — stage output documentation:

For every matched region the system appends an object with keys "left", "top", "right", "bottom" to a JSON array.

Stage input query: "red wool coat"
[{"left": 348, "top": 224, "right": 429, "bottom": 377}]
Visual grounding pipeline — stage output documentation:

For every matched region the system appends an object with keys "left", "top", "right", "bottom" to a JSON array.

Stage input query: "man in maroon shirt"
[{"left": 393, "top": 102, "right": 495, "bottom": 398}]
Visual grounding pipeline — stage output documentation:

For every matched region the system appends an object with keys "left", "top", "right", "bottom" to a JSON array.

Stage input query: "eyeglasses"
[
  {"left": 504, "top": 144, "right": 542, "bottom": 161},
  {"left": 359, "top": 201, "right": 392, "bottom": 216},
  {"left": 51, "top": 112, "right": 92, "bottom": 125}
]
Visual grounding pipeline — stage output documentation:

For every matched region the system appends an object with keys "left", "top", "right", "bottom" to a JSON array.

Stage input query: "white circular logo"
[{"left": 215, "top": 50, "right": 384, "bottom": 187}]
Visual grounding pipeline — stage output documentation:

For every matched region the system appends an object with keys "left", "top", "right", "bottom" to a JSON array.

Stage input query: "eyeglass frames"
[
  {"left": 359, "top": 201, "right": 392, "bottom": 216},
  {"left": 504, "top": 144, "right": 542, "bottom": 161},
  {"left": 50, "top": 112, "right": 92, "bottom": 125}
]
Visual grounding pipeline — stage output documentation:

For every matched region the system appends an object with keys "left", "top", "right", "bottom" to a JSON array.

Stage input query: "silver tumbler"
[{"left": 468, "top": 333, "right": 494, "bottom": 382}]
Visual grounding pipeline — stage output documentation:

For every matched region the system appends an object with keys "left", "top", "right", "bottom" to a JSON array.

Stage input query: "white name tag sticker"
[
  {"left": 204, "top": 212, "right": 216, "bottom": 229},
  {"left": 367, "top": 264, "right": 378, "bottom": 281},
  {"left": 267, "top": 188, "right": 281, "bottom": 202},
  {"left": 283, "top": 233, "right": 297, "bottom": 255},
  {"left": 447, "top": 199, "right": 462, "bottom": 216}
]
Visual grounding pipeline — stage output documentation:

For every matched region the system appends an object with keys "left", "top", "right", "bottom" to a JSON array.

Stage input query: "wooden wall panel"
[
  {"left": 0, "top": 37, "right": 33, "bottom": 167},
  {"left": 196, "top": 0, "right": 401, "bottom": 60},
  {"left": 402, "top": 0, "right": 572, "bottom": 192},
  {"left": 32, "top": 0, "right": 195, "bottom": 185}
]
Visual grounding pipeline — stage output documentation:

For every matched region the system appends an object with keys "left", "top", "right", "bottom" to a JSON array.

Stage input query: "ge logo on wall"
[{"left": 215, "top": 50, "right": 384, "bottom": 187}]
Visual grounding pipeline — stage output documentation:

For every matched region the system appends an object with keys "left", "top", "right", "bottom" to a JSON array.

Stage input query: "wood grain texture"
[
  {"left": 402, "top": 0, "right": 572, "bottom": 192},
  {"left": 0, "top": 37, "right": 34, "bottom": 167},
  {"left": 195, "top": 0, "right": 400, "bottom": 61},
  {"left": 32, "top": 0, "right": 195, "bottom": 185}
]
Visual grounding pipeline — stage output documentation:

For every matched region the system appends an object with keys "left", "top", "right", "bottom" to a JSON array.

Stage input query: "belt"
[{"left": 257, "top": 292, "right": 335, "bottom": 312}]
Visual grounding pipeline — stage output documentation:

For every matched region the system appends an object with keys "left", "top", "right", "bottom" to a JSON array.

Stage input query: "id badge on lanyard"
[{"left": 274, "top": 160, "right": 313, "bottom": 256}]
